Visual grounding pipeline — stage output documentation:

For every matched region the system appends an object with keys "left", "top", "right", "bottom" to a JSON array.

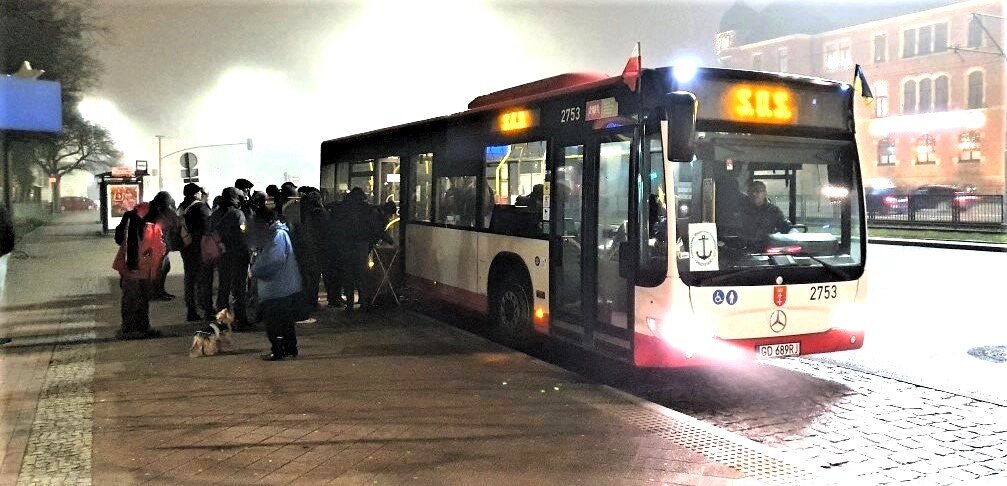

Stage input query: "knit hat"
[
  {"left": 183, "top": 183, "right": 203, "bottom": 198},
  {"left": 234, "top": 178, "right": 254, "bottom": 191}
]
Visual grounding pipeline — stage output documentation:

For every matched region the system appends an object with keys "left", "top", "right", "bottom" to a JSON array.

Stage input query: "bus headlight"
[{"left": 647, "top": 311, "right": 745, "bottom": 361}]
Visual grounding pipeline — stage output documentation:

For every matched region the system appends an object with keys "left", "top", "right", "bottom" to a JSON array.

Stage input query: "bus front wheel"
[{"left": 492, "top": 274, "right": 532, "bottom": 343}]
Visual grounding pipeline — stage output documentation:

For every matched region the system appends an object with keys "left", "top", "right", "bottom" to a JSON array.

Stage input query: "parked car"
[
  {"left": 865, "top": 185, "right": 907, "bottom": 216},
  {"left": 59, "top": 196, "right": 97, "bottom": 211},
  {"left": 908, "top": 185, "right": 977, "bottom": 213}
]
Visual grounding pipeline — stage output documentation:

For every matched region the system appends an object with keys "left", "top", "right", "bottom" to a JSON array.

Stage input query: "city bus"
[{"left": 320, "top": 63, "right": 867, "bottom": 367}]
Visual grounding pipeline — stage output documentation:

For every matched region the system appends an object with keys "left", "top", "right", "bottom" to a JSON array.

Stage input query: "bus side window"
[
  {"left": 482, "top": 141, "right": 548, "bottom": 236},
  {"left": 436, "top": 176, "right": 477, "bottom": 227}
]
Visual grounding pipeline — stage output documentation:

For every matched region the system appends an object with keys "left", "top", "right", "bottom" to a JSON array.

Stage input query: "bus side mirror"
[{"left": 663, "top": 91, "right": 698, "bottom": 162}]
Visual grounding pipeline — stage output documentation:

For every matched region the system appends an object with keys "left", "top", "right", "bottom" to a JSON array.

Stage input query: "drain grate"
[{"left": 596, "top": 403, "right": 831, "bottom": 485}]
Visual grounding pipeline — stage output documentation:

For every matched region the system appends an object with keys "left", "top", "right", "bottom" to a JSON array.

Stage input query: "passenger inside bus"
[
  {"left": 741, "top": 180, "right": 791, "bottom": 247},
  {"left": 490, "top": 184, "right": 543, "bottom": 237}
]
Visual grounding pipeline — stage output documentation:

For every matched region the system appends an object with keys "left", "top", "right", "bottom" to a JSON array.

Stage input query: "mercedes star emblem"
[{"left": 769, "top": 310, "right": 787, "bottom": 333}]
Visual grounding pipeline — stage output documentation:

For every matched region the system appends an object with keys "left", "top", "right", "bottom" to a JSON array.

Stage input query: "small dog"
[{"left": 189, "top": 308, "right": 235, "bottom": 357}]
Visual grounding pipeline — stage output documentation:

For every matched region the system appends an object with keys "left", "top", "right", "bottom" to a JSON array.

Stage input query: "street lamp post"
[{"left": 154, "top": 136, "right": 253, "bottom": 191}]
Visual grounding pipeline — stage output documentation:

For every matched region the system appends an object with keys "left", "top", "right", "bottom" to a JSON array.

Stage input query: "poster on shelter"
[{"left": 109, "top": 184, "right": 139, "bottom": 218}]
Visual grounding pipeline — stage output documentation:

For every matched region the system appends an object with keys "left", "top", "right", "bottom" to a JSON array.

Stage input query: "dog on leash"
[{"left": 189, "top": 308, "right": 235, "bottom": 357}]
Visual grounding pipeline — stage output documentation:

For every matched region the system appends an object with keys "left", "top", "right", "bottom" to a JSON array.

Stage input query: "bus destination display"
[{"left": 682, "top": 78, "right": 848, "bottom": 131}]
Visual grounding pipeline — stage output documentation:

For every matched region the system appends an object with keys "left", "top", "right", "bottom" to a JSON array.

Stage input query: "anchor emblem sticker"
[{"left": 688, "top": 223, "right": 720, "bottom": 272}]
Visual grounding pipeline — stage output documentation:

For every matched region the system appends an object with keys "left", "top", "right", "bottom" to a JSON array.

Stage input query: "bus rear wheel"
[{"left": 492, "top": 274, "right": 532, "bottom": 343}]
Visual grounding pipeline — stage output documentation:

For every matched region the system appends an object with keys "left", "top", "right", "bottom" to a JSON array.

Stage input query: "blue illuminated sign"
[{"left": 0, "top": 77, "right": 62, "bottom": 133}]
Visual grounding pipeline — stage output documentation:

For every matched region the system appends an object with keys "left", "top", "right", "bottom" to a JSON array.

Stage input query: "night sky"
[{"left": 74, "top": 0, "right": 942, "bottom": 196}]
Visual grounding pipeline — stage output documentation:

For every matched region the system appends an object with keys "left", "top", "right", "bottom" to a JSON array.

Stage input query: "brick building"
[{"left": 716, "top": 0, "right": 1005, "bottom": 194}]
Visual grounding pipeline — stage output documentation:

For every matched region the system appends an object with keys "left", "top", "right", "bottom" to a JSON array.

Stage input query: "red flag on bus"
[{"left": 621, "top": 42, "right": 641, "bottom": 92}]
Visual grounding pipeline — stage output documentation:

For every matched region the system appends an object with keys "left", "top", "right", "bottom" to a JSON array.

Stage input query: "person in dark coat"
[
  {"left": 150, "top": 191, "right": 180, "bottom": 300},
  {"left": 297, "top": 189, "right": 328, "bottom": 312},
  {"left": 1, "top": 204, "right": 14, "bottom": 343},
  {"left": 741, "top": 180, "right": 791, "bottom": 248},
  {"left": 178, "top": 183, "right": 214, "bottom": 321},
  {"left": 336, "top": 187, "right": 384, "bottom": 311},
  {"left": 250, "top": 206, "right": 302, "bottom": 361},
  {"left": 208, "top": 187, "right": 252, "bottom": 329},
  {"left": 322, "top": 194, "right": 346, "bottom": 308}
]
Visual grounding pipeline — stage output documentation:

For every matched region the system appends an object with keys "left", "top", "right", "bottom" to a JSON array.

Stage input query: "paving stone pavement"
[
  {"left": 4, "top": 213, "right": 814, "bottom": 485},
  {"left": 622, "top": 355, "right": 1007, "bottom": 485},
  {"left": 1, "top": 213, "right": 107, "bottom": 485}
]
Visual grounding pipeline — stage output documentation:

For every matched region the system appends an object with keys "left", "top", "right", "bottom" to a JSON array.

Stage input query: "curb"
[{"left": 869, "top": 236, "right": 1007, "bottom": 252}]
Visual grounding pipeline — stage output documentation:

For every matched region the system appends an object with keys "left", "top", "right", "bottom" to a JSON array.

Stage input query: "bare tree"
[{"left": 34, "top": 116, "right": 120, "bottom": 212}]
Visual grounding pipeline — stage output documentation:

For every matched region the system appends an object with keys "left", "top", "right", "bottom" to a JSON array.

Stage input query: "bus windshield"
[{"left": 672, "top": 132, "right": 864, "bottom": 286}]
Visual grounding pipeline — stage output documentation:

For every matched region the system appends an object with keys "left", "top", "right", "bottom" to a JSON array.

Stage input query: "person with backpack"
[
  {"left": 178, "top": 183, "right": 214, "bottom": 322},
  {"left": 113, "top": 201, "right": 166, "bottom": 339},
  {"left": 208, "top": 187, "right": 252, "bottom": 330}
]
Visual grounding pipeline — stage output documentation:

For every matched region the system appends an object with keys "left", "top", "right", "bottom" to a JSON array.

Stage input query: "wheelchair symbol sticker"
[{"left": 712, "top": 290, "right": 725, "bottom": 305}]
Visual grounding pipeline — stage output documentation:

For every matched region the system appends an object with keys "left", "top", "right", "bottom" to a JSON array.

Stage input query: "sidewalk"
[{"left": 2, "top": 212, "right": 821, "bottom": 485}]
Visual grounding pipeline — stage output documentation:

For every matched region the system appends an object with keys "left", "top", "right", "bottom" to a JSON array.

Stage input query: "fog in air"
[{"left": 76, "top": 0, "right": 952, "bottom": 195}]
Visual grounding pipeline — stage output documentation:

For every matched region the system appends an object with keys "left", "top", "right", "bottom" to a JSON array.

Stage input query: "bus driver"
[{"left": 742, "top": 180, "right": 791, "bottom": 246}]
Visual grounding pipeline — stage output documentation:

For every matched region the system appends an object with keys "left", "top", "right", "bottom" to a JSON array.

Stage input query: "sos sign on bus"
[
  {"left": 724, "top": 84, "right": 796, "bottom": 124},
  {"left": 498, "top": 108, "right": 538, "bottom": 132}
]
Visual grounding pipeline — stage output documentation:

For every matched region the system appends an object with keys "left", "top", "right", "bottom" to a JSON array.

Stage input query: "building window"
[
  {"left": 903, "top": 23, "right": 948, "bottom": 57},
  {"left": 934, "top": 22, "right": 948, "bottom": 52},
  {"left": 874, "top": 80, "right": 889, "bottom": 117},
  {"left": 918, "top": 25, "right": 933, "bottom": 55},
  {"left": 716, "top": 31, "right": 736, "bottom": 55},
  {"left": 410, "top": 153, "right": 434, "bottom": 222},
  {"left": 918, "top": 78, "right": 933, "bottom": 113},
  {"left": 967, "top": 17, "right": 984, "bottom": 48},
  {"left": 824, "top": 41, "right": 852, "bottom": 72},
  {"left": 873, "top": 34, "right": 887, "bottom": 63},
  {"left": 915, "top": 135, "right": 936, "bottom": 164},
  {"left": 967, "top": 71, "right": 984, "bottom": 109},
  {"left": 934, "top": 76, "right": 948, "bottom": 111},
  {"left": 903, "top": 80, "right": 917, "bottom": 114},
  {"left": 752, "top": 53, "right": 762, "bottom": 70},
  {"left": 878, "top": 138, "right": 896, "bottom": 166},
  {"left": 777, "top": 47, "right": 788, "bottom": 72},
  {"left": 959, "top": 131, "right": 982, "bottom": 163},
  {"left": 903, "top": 29, "right": 916, "bottom": 57}
]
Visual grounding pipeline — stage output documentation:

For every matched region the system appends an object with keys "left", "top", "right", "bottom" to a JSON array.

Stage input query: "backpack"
[
  {"left": 137, "top": 222, "right": 167, "bottom": 279},
  {"left": 112, "top": 219, "right": 166, "bottom": 280},
  {"left": 201, "top": 231, "right": 226, "bottom": 264}
]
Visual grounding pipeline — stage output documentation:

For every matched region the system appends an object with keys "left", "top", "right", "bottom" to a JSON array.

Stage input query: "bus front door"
[{"left": 550, "top": 134, "right": 634, "bottom": 359}]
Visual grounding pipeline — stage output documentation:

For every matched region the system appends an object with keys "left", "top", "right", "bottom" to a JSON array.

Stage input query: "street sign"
[
  {"left": 180, "top": 152, "right": 198, "bottom": 169},
  {"left": 135, "top": 160, "right": 148, "bottom": 176},
  {"left": 183, "top": 177, "right": 200, "bottom": 184},
  {"left": 180, "top": 168, "right": 199, "bottom": 178}
]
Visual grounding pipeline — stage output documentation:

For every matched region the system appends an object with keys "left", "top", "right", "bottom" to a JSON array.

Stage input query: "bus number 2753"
[
  {"left": 810, "top": 285, "right": 838, "bottom": 300},
  {"left": 560, "top": 107, "right": 581, "bottom": 123}
]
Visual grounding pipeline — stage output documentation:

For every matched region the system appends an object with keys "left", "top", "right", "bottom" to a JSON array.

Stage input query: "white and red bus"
[{"left": 320, "top": 63, "right": 867, "bottom": 367}]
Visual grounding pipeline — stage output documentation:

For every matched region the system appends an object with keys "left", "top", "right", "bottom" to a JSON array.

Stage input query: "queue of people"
[{"left": 112, "top": 178, "right": 397, "bottom": 361}]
